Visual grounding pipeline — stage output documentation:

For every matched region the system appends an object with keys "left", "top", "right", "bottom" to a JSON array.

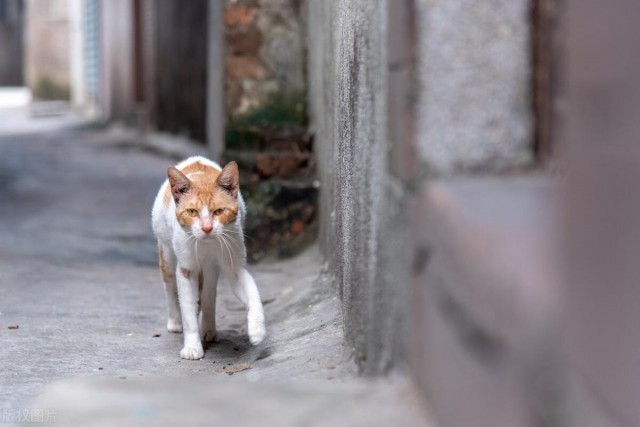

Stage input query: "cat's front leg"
[
  {"left": 176, "top": 265, "right": 204, "bottom": 360},
  {"left": 228, "top": 268, "right": 266, "bottom": 345}
]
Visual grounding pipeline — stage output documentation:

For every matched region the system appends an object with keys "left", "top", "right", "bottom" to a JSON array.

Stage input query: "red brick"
[
  {"left": 227, "top": 29, "right": 263, "bottom": 56},
  {"left": 224, "top": 5, "right": 258, "bottom": 27},
  {"left": 291, "top": 220, "right": 305, "bottom": 235},
  {"left": 226, "top": 56, "right": 269, "bottom": 80}
]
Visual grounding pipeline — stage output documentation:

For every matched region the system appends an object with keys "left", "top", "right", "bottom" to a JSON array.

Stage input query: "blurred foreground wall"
[{"left": 561, "top": 2, "right": 640, "bottom": 426}]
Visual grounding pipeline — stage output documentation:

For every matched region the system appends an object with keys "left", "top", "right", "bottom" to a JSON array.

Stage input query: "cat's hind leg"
[
  {"left": 200, "top": 264, "right": 220, "bottom": 342},
  {"left": 158, "top": 244, "right": 182, "bottom": 333},
  {"left": 227, "top": 268, "right": 266, "bottom": 345}
]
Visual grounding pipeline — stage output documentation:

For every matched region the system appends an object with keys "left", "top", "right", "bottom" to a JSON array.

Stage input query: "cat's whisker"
[
  {"left": 195, "top": 239, "right": 201, "bottom": 270},
  {"left": 221, "top": 233, "right": 242, "bottom": 251},
  {"left": 219, "top": 234, "right": 234, "bottom": 272},
  {"left": 216, "top": 235, "right": 225, "bottom": 262},
  {"left": 223, "top": 229, "right": 254, "bottom": 241}
]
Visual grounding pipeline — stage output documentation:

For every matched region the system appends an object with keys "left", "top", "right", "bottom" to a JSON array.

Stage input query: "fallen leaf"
[
  {"left": 216, "top": 363, "right": 252, "bottom": 375},
  {"left": 7, "top": 325, "right": 18, "bottom": 330},
  {"left": 152, "top": 334, "right": 161, "bottom": 338}
]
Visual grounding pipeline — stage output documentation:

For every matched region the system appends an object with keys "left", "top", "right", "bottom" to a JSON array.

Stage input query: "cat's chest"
[{"left": 176, "top": 237, "right": 234, "bottom": 266}]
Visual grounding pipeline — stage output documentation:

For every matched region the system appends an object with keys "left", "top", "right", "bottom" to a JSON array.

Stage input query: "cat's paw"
[
  {"left": 248, "top": 312, "right": 266, "bottom": 345},
  {"left": 167, "top": 318, "right": 183, "bottom": 333},
  {"left": 201, "top": 329, "right": 217, "bottom": 343},
  {"left": 180, "top": 344, "right": 204, "bottom": 360}
]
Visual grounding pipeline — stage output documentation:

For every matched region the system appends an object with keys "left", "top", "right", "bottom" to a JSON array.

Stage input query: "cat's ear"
[
  {"left": 167, "top": 167, "right": 191, "bottom": 203},
  {"left": 216, "top": 161, "right": 239, "bottom": 199}
]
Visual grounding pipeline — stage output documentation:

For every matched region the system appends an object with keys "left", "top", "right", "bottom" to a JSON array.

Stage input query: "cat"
[{"left": 151, "top": 156, "right": 266, "bottom": 360}]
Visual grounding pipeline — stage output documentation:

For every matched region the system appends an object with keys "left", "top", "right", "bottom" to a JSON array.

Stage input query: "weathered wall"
[
  {"left": 224, "top": 0, "right": 316, "bottom": 262},
  {"left": 308, "top": 0, "right": 412, "bottom": 374},
  {"left": 225, "top": 0, "right": 305, "bottom": 120},
  {"left": 0, "top": 0, "right": 24, "bottom": 86}
]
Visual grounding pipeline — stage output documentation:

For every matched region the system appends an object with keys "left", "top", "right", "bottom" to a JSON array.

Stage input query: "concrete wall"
[
  {"left": 307, "top": 0, "right": 412, "bottom": 374},
  {"left": 0, "top": 0, "right": 24, "bottom": 86}
]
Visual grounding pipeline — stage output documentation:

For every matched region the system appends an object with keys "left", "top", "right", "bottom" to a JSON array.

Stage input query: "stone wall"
[
  {"left": 223, "top": 0, "right": 315, "bottom": 262},
  {"left": 307, "top": 0, "right": 412, "bottom": 374},
  {"left": 225, "top": 0, "right": 305, "bottom": 120}
]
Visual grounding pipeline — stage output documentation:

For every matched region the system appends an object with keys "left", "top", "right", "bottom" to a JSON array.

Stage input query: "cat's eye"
[
  {"left": 213, "top": 208, "right": 225, "bottom": 216},
  {"left": 186, "top": 208, "right": 199, "bottom": 217}
]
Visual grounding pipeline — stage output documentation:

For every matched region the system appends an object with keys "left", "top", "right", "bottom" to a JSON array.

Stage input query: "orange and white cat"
[{"left": 151, "top": 156, "right": 265, "bottom": 360}]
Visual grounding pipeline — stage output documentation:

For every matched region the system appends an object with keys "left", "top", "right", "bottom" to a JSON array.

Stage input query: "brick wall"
[{"left": 223, "top": 0, "right": 315, "bottom": 261}]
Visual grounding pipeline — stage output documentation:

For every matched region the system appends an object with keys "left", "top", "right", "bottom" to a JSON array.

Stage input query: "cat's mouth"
[{"left": 200, "top": 234, "right": 219, "bottom": 241}]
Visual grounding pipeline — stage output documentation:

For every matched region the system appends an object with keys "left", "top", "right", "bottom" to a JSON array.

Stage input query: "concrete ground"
[{"left": 0, "top": 108, "right": 433, "bottom": 426}]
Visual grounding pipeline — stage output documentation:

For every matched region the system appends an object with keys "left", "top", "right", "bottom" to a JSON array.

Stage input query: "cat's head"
[{"left": 167, "top": 161, "right": 239, "bottom": 241}]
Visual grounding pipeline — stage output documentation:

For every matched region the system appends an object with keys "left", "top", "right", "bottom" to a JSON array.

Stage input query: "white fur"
[{"left": 151, "top": 156, "right": 266, "bottom": 360}]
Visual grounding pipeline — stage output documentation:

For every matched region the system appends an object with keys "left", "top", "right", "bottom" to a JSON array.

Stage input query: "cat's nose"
[{"left": 202, "top": 224, "right": 213, "bottom": 234}]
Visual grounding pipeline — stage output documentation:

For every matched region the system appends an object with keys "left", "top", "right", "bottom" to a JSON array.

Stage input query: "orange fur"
[
  {"left": 166, "top": 161, "right": 239, "bottom": 228},
  {"left": 158, "top": 245, "right": 174, "bottom": 283}
]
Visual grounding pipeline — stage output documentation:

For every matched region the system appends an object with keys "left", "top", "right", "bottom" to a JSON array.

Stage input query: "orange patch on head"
[{"left": 166, "top": 161, "right": 241, "bottom": 228}]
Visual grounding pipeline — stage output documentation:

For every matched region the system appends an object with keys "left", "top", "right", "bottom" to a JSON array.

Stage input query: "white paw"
[
  {"left": 202, "top": 329, "right": 217, "bottom": 343},
  {"left": 180, "top": 344, "right": 204, "bottom": 360},
  {"left": 248, "top": 313, "right": 266, "bottom": 345},
  {"left": 167, "top": 319, "right": 183, "bottom": 333}
]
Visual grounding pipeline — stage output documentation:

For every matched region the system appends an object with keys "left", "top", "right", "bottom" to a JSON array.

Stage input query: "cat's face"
[{"left": 167, "top": 162, "right": 240, "bottom": 241}]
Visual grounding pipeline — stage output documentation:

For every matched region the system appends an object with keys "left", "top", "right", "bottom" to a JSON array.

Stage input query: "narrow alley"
[
  {"left": 3, "top": 1, "right": 639, "bottom": 426},
  {"left": 0, "top": 114, "right": 430, "bottom": 426}
]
